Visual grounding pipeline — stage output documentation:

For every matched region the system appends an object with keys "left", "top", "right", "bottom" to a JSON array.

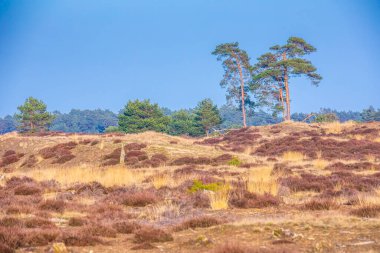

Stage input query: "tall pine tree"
[
  {"left": 269, "top": 37, "right": 322, "bottom": 120},
  {"left": 212, "top": 42, "right": 254, "bottom": 127}
]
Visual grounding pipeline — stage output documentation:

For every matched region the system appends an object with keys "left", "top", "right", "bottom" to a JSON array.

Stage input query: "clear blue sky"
[{"left": 0, "top": 0, "right": 379, "bottom": 117}]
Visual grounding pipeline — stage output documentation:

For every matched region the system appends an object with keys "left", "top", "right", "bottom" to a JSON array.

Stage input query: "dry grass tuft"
[
  {"left": 282, "top": 151, "right": 305, "bottom": 162},
  {"left": 151, "top": 174, "right": 172, "bottom": 189},
  {"left": 323, "top": 121, "right": 342, "bottom": 134},
  {"left": 313, "top": 159, "right": 328, "bottom": 170},
  {"left": 246, "top": 167, "right": 279, "bottom": 196},
  {"left": 208, "top": 184, "right": 230, "bottom": 210}
]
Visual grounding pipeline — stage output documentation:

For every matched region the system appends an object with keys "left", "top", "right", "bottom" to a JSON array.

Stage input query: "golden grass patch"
[
  {"left": 246, "top": 166, "right": 279, "bottom": 196},
  {"left": 323, "top": 121, "right": 342, "bottom": 134},
  {"left": 208, "top": 184, "right": 230, "bottom": 210},
  {"left": 25, "top": 165, "right": 149, "bottom": 187},
  {"left": 313, "top": 159, "right": 328, "bottom": 170},
  {"left": 282, "top": 151, "right": 305, "bottom": 162}
]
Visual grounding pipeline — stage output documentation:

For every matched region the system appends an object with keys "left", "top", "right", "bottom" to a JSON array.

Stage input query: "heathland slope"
[{"left": 1, "top": 121, "right": 380, "bottom": 252}]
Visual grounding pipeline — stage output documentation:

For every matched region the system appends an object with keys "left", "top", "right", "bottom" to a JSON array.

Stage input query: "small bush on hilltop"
[
  {"left": 228, "top": 156, "right": 242, "bottom": 167},
  {"left": 189, "top": 180, "right": 223, "bottom": 193}
]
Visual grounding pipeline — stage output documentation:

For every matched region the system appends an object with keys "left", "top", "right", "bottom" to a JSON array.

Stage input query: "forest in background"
[{"left": 1, "top": 105, "right": 379, "bottom": 135}]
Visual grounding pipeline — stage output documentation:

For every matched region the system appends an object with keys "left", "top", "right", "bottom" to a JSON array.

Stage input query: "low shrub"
[
  {"left": 302, "top": 199, "right": 339, "bottom": 211},
  {"left": 62, "top": 231, "right": 102, "bottom": 246},
  {"left": 68, "top": 217, "right": 88, "bottom": 227},
  {"left": 121, "top": 191, "right": 158, "bottom": 207},
  {"left": 350, "top": 205, "right": 380, "bottom": 218},
  {"left": 24, "top": 218, "right": 55, "bottom": 228},
  {"left": 0, "top": 217, "right": 23, "bottom": 227},
  {"left": 189, "top": 180, "right": 223, "bottom": 193},
  {"left": 0, "top": 242, "right": 14, "bottom": 253},
  {"left": 134, "top": 226, "right": 173, "bottom": 243},
  {"left": 39, "top": 199, "right": 65, "bottom": 213},
  {"left": 228, "top": 156, "right": 242, "bottom": 167},
  {"left": 112, "top": 221, "right": 140, "bottom": 234},
  {"left": 175, "top": 216, "right": 221, "bottom": 231},
  {"left": 84, "top": 223, "right": 117, "bottom": 238},
  {"left": 14, "top": 184, "right": 41, "bottom": 196},
  {"left": 230, "top": 191, "right": 280, "bottom": 209}
]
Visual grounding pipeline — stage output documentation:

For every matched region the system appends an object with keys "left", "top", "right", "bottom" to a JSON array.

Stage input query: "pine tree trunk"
[
  {"left": 282, "top": 52, "right": 291, "bottom": 121},
  {"left": 237, "top": 61, "right": 247, "bottom": 127},
  {"left": 279, "top": 87, "right": 285, "bottom": 121}
]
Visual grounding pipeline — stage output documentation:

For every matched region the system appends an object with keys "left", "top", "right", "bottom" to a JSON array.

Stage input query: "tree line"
[{"left": 1, "top": 97, "right": 379, "bottom": 135}]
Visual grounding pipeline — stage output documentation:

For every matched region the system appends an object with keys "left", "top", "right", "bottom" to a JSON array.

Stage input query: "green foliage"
[
  {"left": 361, "top": 106, "right": 380, "bottom": 122},
  {"left": 228, "top": 156, "right": 241, "bottom": 166},
  {"left": 219, "top": 104, "right": 280, "bottom": 129},
  {"left": 105, "top": 126, "right": 121, "bottom": 133},
  {"left": 15, "top": 97, "right": 55, "bottom": 133},
  {"left": 50, "top": 109, "right": 118, "bottom": 133},
  {"left": 168, "top": 110, "right": 203, "bottom": 136},
  {"left": 189, "top": 180, "right": 223, "bottom": 193},
  {"left": 194, "top": 99, "right": 222, "bottom": 135},
  {"left": 118, "top": 99, "right": 171, "bottom": 134},
  {"left": 212, "top": 42, "right": 257, "bottom": 126},
  {"left": 0, "top": 115, "right": 17, "bottom": 134},
  {"left": 270, "top": 37, "right": 322, "bottom": 85},
  {"left": 252, "top": 52, "right": 286, "bottom": 118},
  {"left": 314, "top": 113, "right": 339, "bottom": 123}
]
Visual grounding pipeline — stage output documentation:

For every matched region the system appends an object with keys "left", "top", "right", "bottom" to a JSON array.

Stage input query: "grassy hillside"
[{"left": 1, "top": 121, "right": 380, "bottom": 252}]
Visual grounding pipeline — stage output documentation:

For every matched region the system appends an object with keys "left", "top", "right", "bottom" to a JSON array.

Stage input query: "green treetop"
[
  {"left": 15, "top": 97, "right": 55, "bottom": 133},
  {"left": 118, "top": 99, "right": 170, "bottom": 134},
  {"left": 194, "top": 99, "right": 222, "bottom": 136}
]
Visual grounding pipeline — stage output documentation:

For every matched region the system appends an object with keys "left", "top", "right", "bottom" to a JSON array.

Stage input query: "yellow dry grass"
[
  {"left": 151, "top": 173, "right": 173, "bottom": 189},
  {"left": 366, "top": 154, "right": 376, "bottom": 163},
  {"left": 313, "top": 159, "right": 328, "bottom": 170},
  {"left": 150, "top": 173, "right": 195, "bottom": 189},
  {"left": 323, "top": 121, "right": 342, "bottom": 134},
  {"left": 246, "top": 166, "right": 279, "bottom": 196},
  {"left": 24, "top": 165, "right": 148, "bottom": 187},
  {"left": 282, "top": 151, "right": 305, "bottom": 162},
  {"left": 357, "top": 191, "right": 380, "bottom": 207},
  {"left": 208, "top": 184, "right": 230, "bottom": 210}
]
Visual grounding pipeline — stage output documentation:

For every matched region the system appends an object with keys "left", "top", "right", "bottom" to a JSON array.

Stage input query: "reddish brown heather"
[
  {"left": 61, "top": 230, "right": 103, "bottom": 246},
  {"left": 83, "top": 223, "right": 117, "bottom": 238},
  {"left": 134, "top": 226, "right": 173, "bottom": 243},
  {"left": 197, "top": 127, "right": 261, "bottom": 152},
  {"left": 20, "top": 155, "right": 38, "bottom": 168},
  {"left": 254, "top": 136, "right": 380, "bottom": 160},
  {"left": 174, "top": 216, "right": 221, "bottom": 231},
  {"left": 350, "top": 205, "right": 380, "bottom": 218},
  {"left": 120, "top": 191, "right": 159, "bottom": 207},
  {"left": 39, "top": 199, "right": 65, "bottom": 213},
  {"left": 0, "top": 150, "right": 24, "bottom": 167},
  {"left": 13, "top": 184, "right": 42, "bottom": 196},
  {"left": 112, "top": 221, "right": 141, "bottom": 234},
  {"left": 302, "top": 198, "right": 339, "bottom": 211},
  {"left": 68, "top": 217, "right": 88, "bottom": 227},
  {"left": 230, "top": 191, "right": 280, "bottom": 209},
  {"left": 24, "top": 217, "right": 55, "bottom": 228},
  {"left": 38, "top": 141, "right": 77, "bottom": 164}
]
